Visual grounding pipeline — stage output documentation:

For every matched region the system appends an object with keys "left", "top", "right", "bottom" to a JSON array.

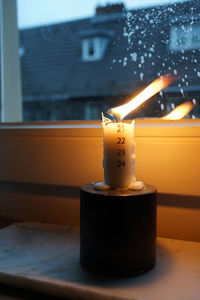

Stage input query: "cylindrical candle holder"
[{"left": 80, "top": 184, "right": 157, "bottom": 277}]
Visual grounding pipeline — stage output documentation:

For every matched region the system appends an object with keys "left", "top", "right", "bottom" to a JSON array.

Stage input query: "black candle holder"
[{"left": 80, "top": 184, "right": 157, "bottom": 277}]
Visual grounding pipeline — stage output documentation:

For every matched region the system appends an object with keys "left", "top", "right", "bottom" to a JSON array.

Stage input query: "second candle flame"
[
  {"left": 108, "top": 74, "right": 175, "bottom": 121},
  {"left": 162, "top": 101, "right": 194, "bottom": 120}
]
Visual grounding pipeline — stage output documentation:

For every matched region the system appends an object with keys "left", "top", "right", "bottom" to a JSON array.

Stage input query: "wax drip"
[
  {"left": 92, "top": 182, "right": 110, "bottom": 190},
  {"left": 128, "top": 181, "right": 144, "bottom": 190},
  {"left": 92, "top": 181, "right": 144, "bottom": 191}
]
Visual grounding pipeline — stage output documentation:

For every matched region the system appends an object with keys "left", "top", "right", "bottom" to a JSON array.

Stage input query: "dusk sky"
[{"left": 17, "top": 0, "right": 187, "bottom": 28}]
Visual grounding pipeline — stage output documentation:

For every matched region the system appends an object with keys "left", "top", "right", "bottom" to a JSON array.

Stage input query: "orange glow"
[
  {"left": 108, "top": 74, "right": 175, "bottom": 120},
  {"left": 162, "top": 101, "right": 194, "bottom": 120}
]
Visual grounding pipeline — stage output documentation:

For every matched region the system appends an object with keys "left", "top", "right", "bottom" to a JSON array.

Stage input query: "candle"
[
  {"left": 93, "top": 115, "right": 144, "bottom": 191},
  {"left": 102, "top": 117, "right": 135, "bottom": 189},
  {"left": 94, "top": 75, "right": 175, "bottom": 191}
]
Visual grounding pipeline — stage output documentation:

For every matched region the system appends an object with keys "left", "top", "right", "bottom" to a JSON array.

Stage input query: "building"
[{"left": 19, "top": 0, "right": 200, "bottom": 121}]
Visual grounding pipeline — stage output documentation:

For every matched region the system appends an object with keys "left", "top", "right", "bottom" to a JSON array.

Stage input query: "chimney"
[{"left": 95, "top": 3, "right": 125, "bottom": 16}]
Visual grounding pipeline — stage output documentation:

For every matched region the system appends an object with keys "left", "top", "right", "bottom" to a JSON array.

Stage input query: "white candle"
[
  {"left": 94, "top": 75, "right": 174, "bottom": 191},
  {"left": 103, "top": 119, "right": 136, "bottom": 189}
]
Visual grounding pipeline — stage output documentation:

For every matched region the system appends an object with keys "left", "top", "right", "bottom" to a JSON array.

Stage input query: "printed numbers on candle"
[
  {"left": 117, "top": 160, "right": 126, "bottom": 167},
  {"left": 117, "top": 137, "right": 126, "bottom": 144},
  {"left": 117, "top": 124, "right": 124, "bottom": 133},
  {"left": 117, "top": 149, "right": 125, "bottom": 156}
]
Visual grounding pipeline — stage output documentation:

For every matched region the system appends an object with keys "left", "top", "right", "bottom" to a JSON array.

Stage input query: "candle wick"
[
  {"left": 113, "top": 113, "right": 120, "bottom": 123},
  {"left": 107, "top": 110, "right": 120, "bottom": 122}
]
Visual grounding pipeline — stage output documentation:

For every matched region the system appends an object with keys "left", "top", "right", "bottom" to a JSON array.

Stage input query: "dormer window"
[
  {"left": 88, "top": 39, "right": 95, "bottom": 57},
  {"left": 80, "top": 29, "right": 114, "bottom": 62},
  {"left": 82, "top": 37, "right": 109, "bottom": 61},
  {"left": 169, "top": 24, "right": 200, "bottom": 51}
]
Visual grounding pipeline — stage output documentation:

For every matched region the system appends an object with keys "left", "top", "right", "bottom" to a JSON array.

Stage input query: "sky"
[{"left": 17, "top": 0, "right": 188, "bottom": 29}]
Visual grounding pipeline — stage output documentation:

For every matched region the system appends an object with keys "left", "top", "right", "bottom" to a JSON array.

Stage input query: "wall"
[{"left": 0, "top": 120, "right": 199, "bottom": 241}]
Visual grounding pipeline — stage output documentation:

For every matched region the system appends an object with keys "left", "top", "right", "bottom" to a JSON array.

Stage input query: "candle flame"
[
  {"left": 162, "top": 101, "right": 194, "bottom": 120},
  {"left": 108, "top": 74, "right": 175, "bottom": 121}
]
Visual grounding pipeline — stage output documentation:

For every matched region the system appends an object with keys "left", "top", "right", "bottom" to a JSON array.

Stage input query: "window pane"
[
  {"left": 191, "top": 25, "right": 200, "bottom": 46},
  {"left": 8, "top": 0, "right": 200, "bottom": 120}
]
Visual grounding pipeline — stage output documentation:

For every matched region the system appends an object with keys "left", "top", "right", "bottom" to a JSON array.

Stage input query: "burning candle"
[
  {"left": 94, "top": 74, "right": 177, "bottom": 191},
  {"left": 81, "top": 75, "right": 195, "bottom": 278}
]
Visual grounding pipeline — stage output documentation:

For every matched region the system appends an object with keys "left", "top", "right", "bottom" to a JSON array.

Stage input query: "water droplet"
[
  {"left": 130, "top": 52, "right": 137, "bottom": 62},
  {"left": 180, "top": 88, "right": 184, "bottom": 96},
  {"left": 127, "top": 12, "right": 132, "bottom": 19},
  {"left": 192, "top": 99, "right": 196, "bottom": 104},
  {"left": 140, "top": 56, "right": 144, "bottom": 63}
]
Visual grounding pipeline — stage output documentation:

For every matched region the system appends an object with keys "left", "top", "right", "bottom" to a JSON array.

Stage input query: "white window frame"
[
  {"left": 0, "top": 0, "right": 200, "bottom": 242},
  {"left": 82, "top": 37, "right": 108, "bottom": 61},
  {"left": 0, "top": 0, "right": 22, "bottom": 122}
]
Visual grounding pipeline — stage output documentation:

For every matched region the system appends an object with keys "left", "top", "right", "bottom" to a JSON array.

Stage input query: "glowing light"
[
  {"left": 162, "top": 101, "right": 194, "bottom": 120},
  {"left": 108, "top": 74, "right": 175, "bottom": 120}
]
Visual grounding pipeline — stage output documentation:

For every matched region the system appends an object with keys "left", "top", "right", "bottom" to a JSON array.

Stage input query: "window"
[
  {"left": 82, "top": 37, "right": 109, "bottom": 61},
  {"left": 1, "top": 0, "right": 200, "bottom": 122},
  {"left": 191, "top": 24, "right": 200, "bottom": 46},
  {"left": 170, "top": 23, "right": 200, "bottom": 51},
  {"left": 88, "top": 39, "right": 95, "bottom": 57},
  {"left": 0, "top": 0, "right": 22, "bottom": 122}
]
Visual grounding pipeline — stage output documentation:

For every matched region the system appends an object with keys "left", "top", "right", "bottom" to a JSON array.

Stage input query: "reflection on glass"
[{"left": 15, "top": 0, "right": 200, "bottom": 121}]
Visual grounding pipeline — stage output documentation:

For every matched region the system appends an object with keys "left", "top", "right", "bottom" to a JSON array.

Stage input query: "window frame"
[
  {"left": 82, "top": 36, "right": 109, "bottom": 61},
  {"left": 0, "top": 0, "right": 22, "bottom": 122}
]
